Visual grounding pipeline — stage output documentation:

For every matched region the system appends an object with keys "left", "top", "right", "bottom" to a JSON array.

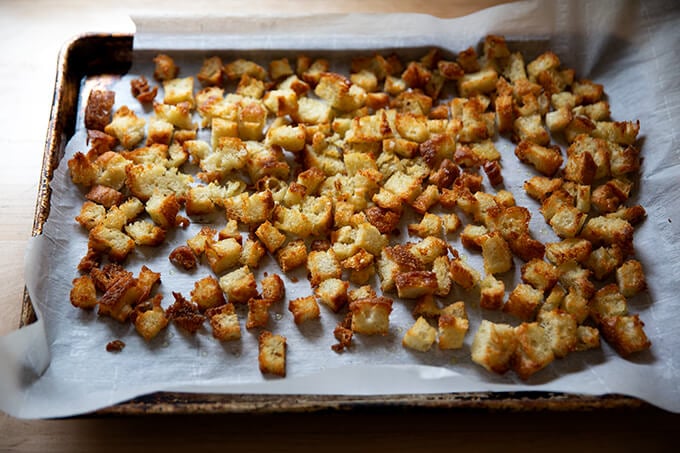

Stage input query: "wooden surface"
[{"left": 0, "top": 0, "right": 677, "bottom": 451}]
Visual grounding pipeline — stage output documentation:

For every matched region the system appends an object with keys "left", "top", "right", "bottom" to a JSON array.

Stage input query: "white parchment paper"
[{"left": 2, "top": 0, "right": 680, "bottom": 418}]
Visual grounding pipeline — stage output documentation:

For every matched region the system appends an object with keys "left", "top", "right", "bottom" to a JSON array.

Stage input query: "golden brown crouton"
[
  {"left": 261, "top": 274, "right": 285, "bottom": 303},
  {"left": 471, "top": 320, "right": 517, "bottom": 374},
  {"left": 306, "top": 249, "right": 342, "bottom": 287},
  {"left": 206, "top": 303, "right": 241, "bottom": 341},
  {"left": 514, "top": 141, "right": 563, "bottom": 176},
  {"left": 616, "top": 259, "right": 647, "bottom": 298},
  {"left": 395, "top": 271, "right": 439, "bottom": 299},
  {"left": 258, "top": 331, "right": 287, "bottom": 376},
  {"left": 247, "top": 298, "right": 272, "bottom": 329},
  {"left": 503, "top": 283, "right": 544, "bottom": 321},
  {"left": 70, "top": 275, "right": 98, "bottom": 309},
  {"left": 599, "top": 315, "right": 651, "bottom": 357},
  {"left": 132, "top": 295, "right": 168, "bottom": 341},
  {"left": 481, "top": 232, "right": 513, "bottom": 275},
  {"left": 521, "top": 258, "right": 559, "bottom": 293},
  {"left": 449, "top": 257, "right": 481, "bottom": 290},
  {"left": 511, "top": 322, "right": 555, "bottom": 380},
  {"left": 288, "top": 296, "right": 320, "bottom": 325},
  {"left": 190, "top": 276, "right": 226, "bottom": 312},
  {"left": 166, "top": 292, "right": 205, "bottom": 333},
  {"left": 276, "top": 239, "right": 308, "bottom": 273}
]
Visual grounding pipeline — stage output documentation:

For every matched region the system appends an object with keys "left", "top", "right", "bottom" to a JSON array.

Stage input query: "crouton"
[
  {"left": 247, "top": 298, "right": 272, "bottom": 329},
  {"left": 261, "top": 274, "right": 285, "bottom": 303},
  {"left": 219, "top": 266, "right": 258, "bottom": 304},
  {"left": 402, "top": 317, "right": 438, "bottom": 352},
  {"left": 191, "top": 276, "right": 226, "bottom": 311},
  {"left": 288, "top": 295, "right": 320, "bottom": 324},
  {"left": 616, "top": 259, "right": 646, "bottom": 297},
  {"left": 599, "top": 315, "right": 651, "bottom": 357},
  {"left": 132, "top": 295, "right": 168, "bottom": 341},
  {"left": 207, "top": 303, "right": 241, "bottom": 341},
  {"left": 511, "top": 322, "right": 554, "bottom": 380},
  {"left": 438, "top": 302, "right": 469, "bottom": 350},
  {"left": 349, "top": 297, "right": 393, "bottom": 335},
  {"left": 503, "top": 283, "right": 544, "bottom": 321},
  {"left": 276, "top": 239, "right": 308, "bottom": 272},
  {"left": 471, "top": 320, "right": 517, "bottom": 374},
  {"left": 315, "top": 278, "right": 349, "bottom": 312},
  {"left": 258, "top": 331, "right": 286, "bottom": 376},
  {"left": 70, "top": 275, "right": 98, "bottom": 309}
]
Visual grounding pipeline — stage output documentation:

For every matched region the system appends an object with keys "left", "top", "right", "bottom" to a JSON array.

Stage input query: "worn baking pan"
[{"left": 24, "top": 33, "right": 646, "bottom": 414}]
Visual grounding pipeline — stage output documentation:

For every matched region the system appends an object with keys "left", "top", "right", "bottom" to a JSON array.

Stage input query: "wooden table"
[{"left": 0, "top": 1, "right": 677, "bottom": 450}]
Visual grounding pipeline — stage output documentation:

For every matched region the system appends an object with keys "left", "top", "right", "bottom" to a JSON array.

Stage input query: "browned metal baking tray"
[{"left": 23, "top": 33, "right": 647, "bottom": 414}]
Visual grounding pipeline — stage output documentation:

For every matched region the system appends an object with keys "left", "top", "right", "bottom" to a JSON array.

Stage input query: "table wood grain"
[{"left": 0, "top": 1, "right": 677, "bottom": 451}]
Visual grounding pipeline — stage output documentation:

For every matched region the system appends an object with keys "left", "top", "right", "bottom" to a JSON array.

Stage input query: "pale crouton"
[
  {"left": 479, "top": 275, "right": 505, "bottom": 310},
  {"left": 438, "top": 302, "right": 469, "bottom": 350},
  {"left": 315, "top": 278, "right": 349, "bottom": 312},
  {"left": 402, "top": 317, "right": 437, "bottom": 352},
  {"left": 349, "top": 296, "right": 393, "bottom": 335},
  {"left": 219, "top": 266, "right": 258, "bottom": 304},
  {"left": 205, "top": 238, "right": 242, "bottom": 274}
]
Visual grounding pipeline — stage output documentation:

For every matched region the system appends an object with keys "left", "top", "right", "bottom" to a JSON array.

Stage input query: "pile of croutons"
[{"left": 68, "top": 35, "right": 649, "bottom": 380}]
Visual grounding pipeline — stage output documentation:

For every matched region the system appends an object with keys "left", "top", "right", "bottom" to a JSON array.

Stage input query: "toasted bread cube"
[
  {"left": 457, "top": 67, "right": 498, "bottom": 97},
  {"left": 599, "top": 315, "right": 651, "bottom": 356},
  {"left": 581, "top": 216, "right": 634, "bottom": 252},
  {"left": 563, "top": 152, "right": 597, "bottom": 185},
  {"left": 263, "top": 88, "right": 298, "bottom": 117},
  {"left": 70, "top": 275, "right": 98, "bottom": 309},
  {"left": 383, "top": 171, "right": 423, "bottom": 203},
  {"left": 163, "top": 76, "right": 194, "bottom": 107},
  {"left": 407, "top": 212, "right": 442, "bottom": 238},
  {"left": 575, "top": 325, "right": 600, "bottom": 351},
  {"left": 479, "top": 275, "right": 505, "bottom": 310},
  {"left": 523, "top": 176, "right": 563, "bottom": 201},
  {"left": 219, "top": 266, "right": 258, "bottom": 304},
  {"left": 145, "top": 192, "right": 180, "bottom": 229},
  {"left": 306, "top": 249, "right": 342, "bottom": 287},
  {"left": 558, "top": 261, "right": 595, "bottom": 300},
  {"left": 267, "top": 124, "right": 306, "bottom": 152},
  {"left": 236, "top": 74, "right": 265, "bottom": 99},
  {"left": 288, "top": 295, "right": 320, "bottom": 325},
  {"left": 504, "top": 283, "right": 543, "bottom": 321},
  {"left": 590, "top": 284, "right": 628, "bottom": 323},
  {"left": 584, "top": 245, "right": 624, "bottom": 280},
  {"left": 258, "top": 331, "right": 286, "bottom": 376},
  {"left": 315, "top": 72, "right": 366, "bottom": 112},
  {"left": 395, "top": 271, "right": 438, "bottom": 299},
  {"left": 205, "top": 238, "right": 242, "bottom": 274},
  {"left": 224, "top": 58, "right": 266, "bottom": 81},
  {"left": 186, "top": 226, "right": 216, "bottom": 256},
  {"left": 441, "top": 213, "right": 462, "bottom": 235},
  {"left": 88, "top": 224, "right": 135, "bottom": 262},
  {"left": 459, "top": 224, "right": 488, "bottom": 250},
  {"left": 98, "top": 273, "right": 141, "bottom": 322},
  {"left": 104, "top": 106, "right": 146, "bottom": 149},
  {"left": 133, "top": 296, "right": 168, "bottom": 341},
  {"left": 511, "top": 322, "right": 554, "bottom": 380},
  {"left": 276, "top": 239, "right": 308, "bottom": 273},
  {"left": 349, "top": 296, "right": 393, "bottom": 335},
  {"left": 153, "top": 102, "right": 195, "bottom": 130},
  {"left": 402, "top": 317, "right": 437, "bottom": 352},
  {"left": 246, "top": 298, "right": 272, "bottom": 329},
  {"left": 616, "top": 259, "right": 646, "bottom": 297},
  {"left": 545, "top": 106, "right": 573, "bottom": 133},
  {"left": 153, "top": 54, "right": 179, "bottom": 81},
  {"left": 196, "top": 56, "right": 223, "bottom": 86},
  {"left": 549, "top": 205, "right": 587, "bottom": 238},
  {"left": 190, "top": 276, "right": 226, "bottom": 312},
  {"left": 260, "top": 274, "right": 284, "bottom": 303},
  {"left": 438, "top": 302, "right": 469, "bottom": 350},
  {"left": 85, "top": 185, "right": 124, "bottom": 209},
  {"left": 545, "top": 238, "right": 592, "bottom": 265},
  {"left": 471, "top": 320, "right": 517, "bottom": 374},
  {"left": 255, "top": 221, "right": 286, "bottom": 253},
  {"left": 376, "top": 249, "right": 401, "bottom": 293},
  {"left": 513, "top": 114, "right": 549, "bottom": 145},
  {"left": 206, "top": 303, "right": 241, "bottom": 341},
  {"left": 315, "top": 278, "right": 349, "bottom": 313},
  {"left": 449, "top": 257, "right": 481, "bottom": 290},
  {"left": 537, "top": 309, "right": 578, "bottom": 358},
  {"left": 520, "top": 259, "right": 558, "bottom": 293},
  {"left": 125, "top": 220, "right": 166, "bottom": 247},
  {"left": 412, "top": 294, "right": 440, "bottom": 320},
  {"left": 514, "top": 140, "right": 563, "bottom": 176},
  {"left": 481, "top": 232, "right": 513, "bottom": 275},
  {"left": 431, "top": 255, "right": 452, "bottom": 297},
  {"left": 561, "top": 288, "right": 590, "bottom": 324},
  {"left": 294, "top": 97, "right": 332, "bottom": 124},
  {"left": 541, "top": 285, "right": 566, "bottom": 312},
  {"left": 76, "top": 201, "right": 106, "bottom": 230}
]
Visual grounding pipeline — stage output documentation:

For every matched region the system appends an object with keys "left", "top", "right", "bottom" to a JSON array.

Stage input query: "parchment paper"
[{"left": 2, "top": 0, "right": 679, "bottom": 418}]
